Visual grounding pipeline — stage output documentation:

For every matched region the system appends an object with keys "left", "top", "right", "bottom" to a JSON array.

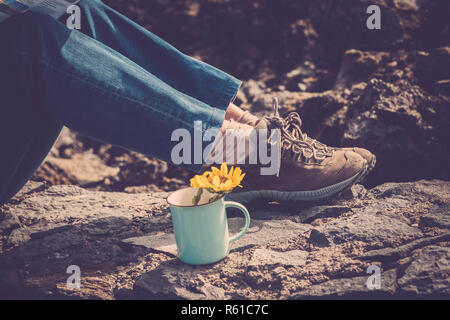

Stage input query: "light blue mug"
[{"left": 167, "top": 187, "right": 250, "bottom": 265}]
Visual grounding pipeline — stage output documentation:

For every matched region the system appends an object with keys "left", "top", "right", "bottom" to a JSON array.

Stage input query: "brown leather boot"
[
  {"left": 227, "top": 98, "right": 368, "bottom": 202},
  {"left": 335, "top": 147, "right": 376, "bottom": 181},
  {"left": 235, "top": 100, "right": 376, "bottom": 176}
]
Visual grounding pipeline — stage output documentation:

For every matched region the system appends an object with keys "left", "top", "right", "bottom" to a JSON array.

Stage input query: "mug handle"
[{"left": 225, "top": 201, "right": 251, "bottom": 244}]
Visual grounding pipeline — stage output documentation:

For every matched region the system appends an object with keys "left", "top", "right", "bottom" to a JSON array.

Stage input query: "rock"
[
  {"left": 7, "top": 228, "right": 31, "bottom": 247},
  {"left": 317, "top": 180, "right": 449, "bottom": 246},
  {"left": 8, "top": 185, "right": 170, "bottom": 229},
  {"left": 416, "top": 47, "right": 450, "bottom": 85},
  {"left": 393, "top": 0, "right": 420, "bottom": 11},
  {"left": 420, "top": 207, "right": 450, "bottom": 229},
  {"left": 292, "top": 269, "right": 397, "bottom": 299},
  {"left": 48, "top": 127, "right": 80, "bottom": 158},
  {"left": 348, "top": 184, "right": 367, "bottom": 199},
  {"left": 1, "top": 177, "right": 449, "bottom": 299},
  {"left": 0, "top": 214, "right": 20, "bottom": 234},
  {"left": 291, "top": 91, "right": 345, "bottom": 135},
  {"left": 10, "top": 181, "right": 46, "bottom": 201},
  {"left": 318, "top": 207, "right": 421, "bottom": 245},
  {"left": 338, "top": 51, "right": 450, "bottom": 187},
  {"left": 123, "top": 232, "right": 178, "bottom": 256},
  {"left": 370, "top": 180, "right": 450, "bottom": 202},
  {"left": 123, "top": 218, "right": 312, "bottom": 254},
  {"left": 252, "top": 49, "right": 450, "bottom": 188},
  {"left": 42, "top": 152, "right": 120, "bottom": 186},
  {"left": 360, "top": 233, "right": 450, "bottom": 263},
  {"left": 0, "top": 268, "right": 23, "bottom": 299},
  {"left": 234, "top": 88, "right": 248, "bottom": 105},
  {"left": 249, "top": 248, "right": 308, "bottom": 267},
  {"left": 298, "top": 205, "right": 351, "bottom": 223},
  {"left": 114, "top": 152, "right": 169, "bottom": 188},
  {"left": 308, "top": 229, "right": 331, "bottom": 247},
  {"left": 134, "top": 263, "right": 228, "bottom": 300},
  {"left": 29, "top": 224, "right": 73, "bottom": 240},
  {"left": 398, "top": 246, "right": 450, "bottom": 297},
  {"left": 335, "top": 50, "right": 385, "bottom": 89},
  {"left": 283, "top": 61, "right": 330, "bottom": 92},
  {"left": 241, "top": 80, "right": 265, "bottom": 102},
  {"left": 435, "top": 79, "right": 450, "bottom": 96},
  {"left": 1, "top": 185, "right": 171, "bottom": 269},
  {"left": 229, "top": 219, "right": 311, "bottom": 250}
]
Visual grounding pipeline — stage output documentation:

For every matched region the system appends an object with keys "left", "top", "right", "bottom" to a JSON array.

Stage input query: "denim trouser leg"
[
  {"left": 0, "top": 60, "right": 63, "bottom": 205},
  {"left": 76, "top": 0, "right": 241, "bottom": 111},
  {"left": 0, "top": 7, "right": 241, "bottom": 205}
]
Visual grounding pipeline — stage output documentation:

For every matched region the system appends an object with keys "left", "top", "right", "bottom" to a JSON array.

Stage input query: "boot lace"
[{"left": 263, "top": 97, "right": 333, "bottom": 165}]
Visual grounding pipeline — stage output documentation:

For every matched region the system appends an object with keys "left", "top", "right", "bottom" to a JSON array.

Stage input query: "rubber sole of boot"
[{"left": 226, "top": 160, "right": 368, "bottom": 203}]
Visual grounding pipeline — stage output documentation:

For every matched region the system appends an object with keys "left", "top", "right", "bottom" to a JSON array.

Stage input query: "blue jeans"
[{"left": 0, "top": 0, "right": 241, "bottom": 205}]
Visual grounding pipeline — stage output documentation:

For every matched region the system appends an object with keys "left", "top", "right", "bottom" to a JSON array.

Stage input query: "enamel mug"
[{"left": 167, "top": 187, "right": 250, "bottom": 265}]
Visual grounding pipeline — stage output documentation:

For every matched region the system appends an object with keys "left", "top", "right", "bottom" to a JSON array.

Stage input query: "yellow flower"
[{"left": 190, "top": 163, "right": 245, "bottom": 193}]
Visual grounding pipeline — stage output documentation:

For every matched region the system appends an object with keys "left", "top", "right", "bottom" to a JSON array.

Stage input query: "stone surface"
[
  {"left": 1, "top": 180, "right": 448, "bottom": 299},
  {"left": 292, "top": 269, "right": 398, "bottom": 299},
  {"left": 123, "top": 218, "right": 312, "bottom": 254},
  {"left": 317, "top": 208, "right": 421, "bottom": 245},
  {"left": 398, "top": 246, "right": 450, "bottom": 297},
  {"left": 308, "top": 229, "right": 331, "bottom": 248},
  {"left": 249, "top": 248, "right": 308, "bottom": 267},
  {"left": 134, "top": 263, "right": 229, "bottom": 300},
  {"left": 0, "top": 214, "right": 20, "bottom": 234},
  {"left": 123, "top": 232, "right": 178, "bottom": 256},
  {"left": 420, "top": 207, "right": 450, "bottom": 229},
  {"left": 1, "top": 185, "right": 172, "bottom": 270},
  {"left": 298, "top": 205, "right": 351, "bottom": 223},
  {"left": 43, "top": 152, "right": 120, "bottom": 187},
  {"left": 10, "top": 181, "right": 46, "bottom": 201},
  {"left": 360, "top": 233, "right": 450, "bottom": 263}
]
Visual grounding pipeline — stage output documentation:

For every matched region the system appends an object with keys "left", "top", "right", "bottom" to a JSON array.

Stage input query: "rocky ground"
[
  {"left": 0, "top": 0, "right": 449, "bottom": 299},
  {"left": 0, "top": 180, "right": 448, "bottom": 299}
]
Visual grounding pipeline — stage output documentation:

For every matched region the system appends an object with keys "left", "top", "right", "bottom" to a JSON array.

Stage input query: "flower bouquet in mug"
[
  {"left": 167, "top": 162, "right": 250, "bottom": 265},
  {"left": 190, "top": 163, "right": 245, "bottom": 205}
]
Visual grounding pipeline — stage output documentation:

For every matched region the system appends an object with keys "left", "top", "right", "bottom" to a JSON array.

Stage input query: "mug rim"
[{"left": 166, "top": 187, "right": 225, "bottom": 208}]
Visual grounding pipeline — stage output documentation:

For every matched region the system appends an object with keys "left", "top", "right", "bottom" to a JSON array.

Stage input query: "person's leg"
[
  {"left": 72, "top": 0, "right": 241, "bottom": 112},
  {"left": 0, "top": 11, "right": 239, "bottom": 205},
  {"left": 0, "top": 58, "right": 62, "bottom": 205}
]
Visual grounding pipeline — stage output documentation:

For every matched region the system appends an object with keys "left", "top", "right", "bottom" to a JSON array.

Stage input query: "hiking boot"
[
  {"left": 235, "top": 102, "right": 376, "bottom": 177},
  {"left": 334, "top": 147, "right": 376, "bottom": 181},
  {"left": 227, "top": 98, "right": 368, "bottom": 202}
]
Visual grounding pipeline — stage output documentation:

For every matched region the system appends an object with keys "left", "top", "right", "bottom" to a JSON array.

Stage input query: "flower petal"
[
  {"left": 223, "top": 179, "right": 233, "bottom": 190},
  {"left": 233, "top": 167, "right": 241, "bottom": 180},
  {"left": 228, "top": 166, "right": 234, "bottom": 178},
  {"left": 212, "top": 175, "right": 220, "bottom": 188},
  {"left": 220, "top": 162, "right": 228, "bottom": 176}
]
